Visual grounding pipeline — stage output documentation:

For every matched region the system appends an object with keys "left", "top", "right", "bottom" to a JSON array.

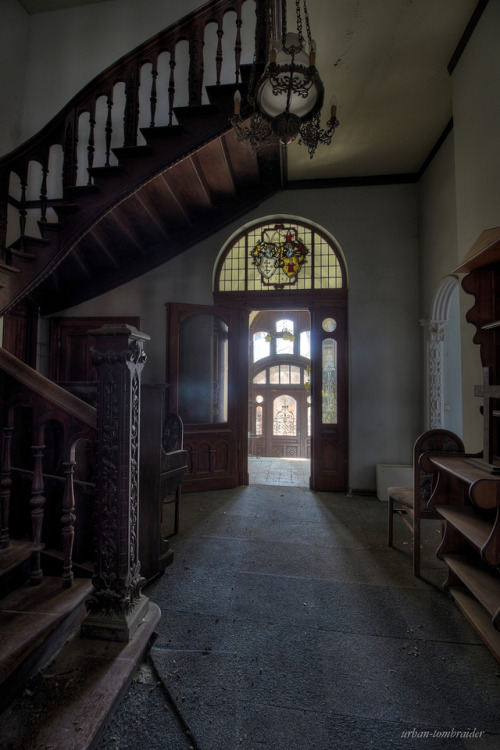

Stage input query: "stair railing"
[
  {"left": 0, "top": 0, "right": 264, "bottom": 288},
  {"left": 0, "top": 346, "right": 97, "bottom": 587}
]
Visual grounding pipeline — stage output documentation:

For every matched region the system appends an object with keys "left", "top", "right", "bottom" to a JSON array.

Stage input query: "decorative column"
[
  {"left": 81, "top": 324, "right": 150, "bottom": 642},
  {"left": 420, "top": 317, "right": 447, "bottom": 430}
]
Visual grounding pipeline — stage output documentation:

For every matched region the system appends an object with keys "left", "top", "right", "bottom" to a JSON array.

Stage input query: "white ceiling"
[
  {"left": 18, "top": 0, "right": 480, "bottom": 182},
  {"left": 286, "top": 0, "right": 479, "bottom": 181},
  {"left": 19, "top": 0, "right": 107, "bottom": 12}
]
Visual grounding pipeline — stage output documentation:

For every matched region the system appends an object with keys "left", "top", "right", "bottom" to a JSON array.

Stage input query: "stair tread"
[
  {"left": 140, "top": 124, "right": 183, "bottom": 138},
  {"left": 0, "top": 602, "right": 160, "bottom": 750},
  {"left": 0, "top": 540, "right": 34, "bottom": 577},
  {"left": 0, "top": 577, "right": 92, "bottom": 684}
]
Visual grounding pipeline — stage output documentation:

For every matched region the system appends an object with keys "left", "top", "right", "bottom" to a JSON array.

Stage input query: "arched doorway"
[{"left": 166, "top": 217, "right": 348, "bottom": 491}]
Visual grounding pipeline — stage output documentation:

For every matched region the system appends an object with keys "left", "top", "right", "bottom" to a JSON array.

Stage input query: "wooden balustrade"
[
  {"left": 0, "top": 347, "right": 97, "bottom": 587},
  {"left": 1, "top": 322, "right": 153, "bottom": 641},
  {"left": 0, "top": 0, "right": 261, "bottom": 268}
]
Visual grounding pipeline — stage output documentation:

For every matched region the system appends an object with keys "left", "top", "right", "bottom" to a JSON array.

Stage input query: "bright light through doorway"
[{"left": 248, "top": 456, "right": 310, "bottom": 487}]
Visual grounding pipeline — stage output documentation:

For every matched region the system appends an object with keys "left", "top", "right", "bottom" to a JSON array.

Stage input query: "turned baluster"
[
  {"left": 168, "top": 52, "right": 176, "bottom": 126},
  {"left": 0, "top": 427, "right": 13, "bottom": 549},
  {"left": 87, "top": 109, "right": 96, "bottom": 186},
  {"left": 150, "top": 64, "right": 158, "bottom": 127},
  {"left": 105, "top": 96, "right": 113, "bottom": 167},
  {"left": 216, "top": 23, "right": 224, "bottom": 85},
  {"left": 30, "top": 443, "right": 46, "bottom": 585},
  {"left": 63, "top": 117, "right": 78, "bottom": 189},
  {"left": 123, "top": 63, "right": 140, "bottom": 148},
  {"left": 61, "top": 459, "right": 76, "bottom": 588},
  {"left": 188, "top": 20, "right": 204, "bottom": 106},
  {"left": 18, "top": 176, "right": 27, "bottom": 249},
  {"left": 39, "top": 160, "right": 48, "bottom": 225},
  {"left": 234, "top": 11, "right": 242, "bottom": 84}
]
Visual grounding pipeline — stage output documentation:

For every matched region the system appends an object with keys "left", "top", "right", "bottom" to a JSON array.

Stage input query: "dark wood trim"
[
  {"left": 448, "top": 0, "right": 490, "bottom": 75},
  {"left": 49, "top": 316, "right": 140, "bottom": 382},
  {"left": 285, "top": 173, "right": 418, "bottom": 191},
  {"left": 417, "top": 119, "right": 454, "bottom": 179}
]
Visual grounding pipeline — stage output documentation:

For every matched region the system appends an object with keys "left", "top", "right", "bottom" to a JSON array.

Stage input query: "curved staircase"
[
  {"left": 0, "top": 2, "right": 281, "bottom": 745},
  {"left": 0, "top": 0, "right": 281, "bottom": 316}
]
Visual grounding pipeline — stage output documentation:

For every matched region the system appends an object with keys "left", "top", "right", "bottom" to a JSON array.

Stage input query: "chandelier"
[{"left": 231, "top": 0, "right": 339, "bottom": 159}]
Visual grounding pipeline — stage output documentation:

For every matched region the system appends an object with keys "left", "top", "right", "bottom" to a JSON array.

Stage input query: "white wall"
[
  {"left": 418, "top": 131, "right": 463, "bottom": 439},
  {"left": 51, "top": 182, "right": 420, "bottom": 492},
  {"left": 418, "top": 131, "right": 458, "bottom": 316},
  {"left": 0, "top": 0, "right": 30, "bottom": 153}
]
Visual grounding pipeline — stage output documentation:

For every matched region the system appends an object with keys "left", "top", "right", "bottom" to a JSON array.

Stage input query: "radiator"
[{"left": 376, "top": 464, "right": 412, "bottom": 501}]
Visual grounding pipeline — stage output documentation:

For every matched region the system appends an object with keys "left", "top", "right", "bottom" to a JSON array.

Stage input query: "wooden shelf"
[
  {"left": 435, "top": 505, "right": 493, "bottom": 551},
  {"left": 444, "top": 553, "right": 500, "bottom": 624},
  {"left": 428, "top": 454, "right": 500, "bottom": 508},
  {"left": 449, "top": 587, "right": 500, "bottom": 661},
  {"left": 431, "top": 235, "right": 500, "bottom": 661}
]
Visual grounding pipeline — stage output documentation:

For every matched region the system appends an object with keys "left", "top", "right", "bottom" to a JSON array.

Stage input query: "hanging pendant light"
[{"left": 231, "top": 0, "right": 339, "bottom": 159}]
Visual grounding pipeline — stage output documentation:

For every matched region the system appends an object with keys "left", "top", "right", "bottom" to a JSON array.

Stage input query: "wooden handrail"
[{"left": 0, "top": 347, "right": 96, "bottom": 428}]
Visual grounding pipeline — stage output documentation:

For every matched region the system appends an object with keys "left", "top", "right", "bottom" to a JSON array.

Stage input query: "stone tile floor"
[{"left": 248, "top": 456, "right": 310, "bottom": 487}]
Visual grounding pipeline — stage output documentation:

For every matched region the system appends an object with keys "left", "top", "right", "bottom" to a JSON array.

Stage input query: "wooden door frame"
[
  {"left": 214, "top": 289, "right": 348, "bottom": 491},
  {"left": 166, "top": 302, "right": 246, "bottom": 491},
  {"left": 49, "top": 316, "right": 140, "bottom": 382}
]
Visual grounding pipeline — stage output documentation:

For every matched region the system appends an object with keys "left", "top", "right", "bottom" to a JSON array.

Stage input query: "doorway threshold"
[{"left": 248, "top": 456, "right": 310, "bottom": 487}]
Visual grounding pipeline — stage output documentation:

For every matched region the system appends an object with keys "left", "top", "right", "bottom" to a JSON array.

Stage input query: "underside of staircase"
[
  {"left": 0, "top": 0, "right": 280, "bottom": 317},
  {"left": 2, "top": 86, "right": 281, "bottom": 316}
]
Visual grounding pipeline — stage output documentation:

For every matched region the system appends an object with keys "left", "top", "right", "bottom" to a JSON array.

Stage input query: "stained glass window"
[
  {"left": 256, "top": 405, "right": 263, "bottom": 435},
  {"left": 216, "top": 220, "right": 345, "bottom": 292},
  {"left": 273, "top": 396, "right": 297, "bottom": 436},
  {"left": 322, "top": 338, "right": 337, "bottom": 424}
]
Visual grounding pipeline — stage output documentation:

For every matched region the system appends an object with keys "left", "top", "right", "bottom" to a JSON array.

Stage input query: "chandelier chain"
[
  {"left": 230, "top": 0, "right": 339, "bottom": 159},
  {"left": 281, "top": 0, "right": 311, "bottom": 56}
]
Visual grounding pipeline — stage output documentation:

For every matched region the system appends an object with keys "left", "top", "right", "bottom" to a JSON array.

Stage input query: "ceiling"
[{"left": 18, "top": 0, "right": 481, "bottom": 182}]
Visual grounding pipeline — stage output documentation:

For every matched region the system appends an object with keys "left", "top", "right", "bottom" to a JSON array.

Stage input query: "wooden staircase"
[
  {"left": 0, "top": 3, "right": 279, "bottom": 742},
  {"left": 0, "top": 340, "right": 160, "bottom": 748},
  {"left": 0, "top": 553, "right": 92, "bottom": 714},
  {"left": 0, "top": 0, "right": 281, "bottom": 316}
]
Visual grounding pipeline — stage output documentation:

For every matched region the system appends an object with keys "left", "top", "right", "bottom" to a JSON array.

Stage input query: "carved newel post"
[{"left": 81, "top": 324, "right": 151, "bottom": 642}]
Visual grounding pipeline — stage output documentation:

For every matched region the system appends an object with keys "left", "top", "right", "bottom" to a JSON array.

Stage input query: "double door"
[{"left": 167, "top": 299, "right": 348, "bottom": 492}]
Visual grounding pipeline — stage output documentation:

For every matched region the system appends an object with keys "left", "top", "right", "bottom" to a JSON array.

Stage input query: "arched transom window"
[{"left": 216, "top": 219, "right": 345, "bottom": 293}]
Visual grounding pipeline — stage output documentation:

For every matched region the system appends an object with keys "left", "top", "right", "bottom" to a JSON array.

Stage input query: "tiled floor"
[{"left": 248, "top": 455, "right": 310, "bottom": 487}]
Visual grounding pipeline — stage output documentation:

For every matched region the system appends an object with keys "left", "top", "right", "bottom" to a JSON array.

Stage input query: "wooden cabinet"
[
  {"left": 421, "top": 452, "right": 500, "bottom": 659},
  {"left": 421, "top": 229, "right": 500, "bottom": 661}
]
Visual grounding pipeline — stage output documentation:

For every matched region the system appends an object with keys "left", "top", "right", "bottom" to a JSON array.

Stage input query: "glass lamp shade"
[{"left": 255, "top": 33, "right": 323, "bottom": 122}]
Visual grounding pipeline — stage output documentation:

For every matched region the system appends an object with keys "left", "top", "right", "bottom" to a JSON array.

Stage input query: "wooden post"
[
  {"left": 81, "top": 324, "right": 151, "bottom": 642},
  {"left": 0, "top": 427, "right": 13, "bottom": 549}
]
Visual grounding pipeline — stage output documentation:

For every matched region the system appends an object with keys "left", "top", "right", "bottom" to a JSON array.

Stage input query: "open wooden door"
[
  {"left": 310, "top": 304, "right": 348, "bottom": 491},
  {"left": 166, "top": 302, "right": 247, "bottom": 492}
]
